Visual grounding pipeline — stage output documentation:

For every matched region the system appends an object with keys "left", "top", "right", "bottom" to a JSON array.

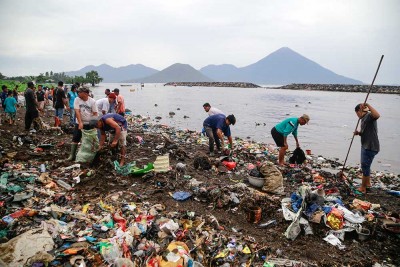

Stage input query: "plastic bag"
[{"left": 76, "top": 129, "right": 99, "bottom": 163}]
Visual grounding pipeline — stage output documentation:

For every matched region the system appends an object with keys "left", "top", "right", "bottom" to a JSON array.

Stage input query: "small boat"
[{"left": 120, "top": 84, "right": 131, "bottom": 87}]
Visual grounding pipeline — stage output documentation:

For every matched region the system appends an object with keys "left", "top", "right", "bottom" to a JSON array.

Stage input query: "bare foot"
[{"left": 357, "top": 187, "right": 366, "bottom": 194}]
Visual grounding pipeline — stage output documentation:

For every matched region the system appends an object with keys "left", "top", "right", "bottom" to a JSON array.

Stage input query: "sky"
[{"left": 0, "top": 0, "right": 399, "bottom": 84}]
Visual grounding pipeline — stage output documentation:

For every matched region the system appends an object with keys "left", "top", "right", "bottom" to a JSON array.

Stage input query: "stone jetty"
[
  {"left": 164, "top": 82, "right": 260, "bottom": 88},
  {"left": 277, "top": 83, "right": 400, "bottom": 94}
]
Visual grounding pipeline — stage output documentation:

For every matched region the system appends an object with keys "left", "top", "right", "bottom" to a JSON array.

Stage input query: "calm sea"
[{"left": 93, "top": 83, "right": 400, "bottom": 174}]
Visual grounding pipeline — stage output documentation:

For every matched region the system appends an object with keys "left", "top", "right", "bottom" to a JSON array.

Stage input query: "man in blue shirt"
[
  {"left": 93, "top": 113, "right": 128, "bottom": 166},
  {"left": 203, "top": 114, "right": 236, "bottom": 156},
  {"left": 271, "top": 114, "right": 310, "bottom": 165}
]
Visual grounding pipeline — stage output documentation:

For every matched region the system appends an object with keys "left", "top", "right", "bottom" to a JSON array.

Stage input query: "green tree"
[
  {"left": 85, "top": 70, "right": 103, "bottom": 86},
  {"left": 36, "top": 73, "right": 46, "bottom": 83},
  {"left": 50, "top": 71, "right": 53, "bottom": 76},
  {"left": 0, "top": 72, "right": 5, "bottom": 79},
  {"left": 45, "top": 71, "right": 49, "bottom": 77}
]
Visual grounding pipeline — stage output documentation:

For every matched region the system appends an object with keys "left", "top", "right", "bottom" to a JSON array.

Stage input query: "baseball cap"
[
  {"left": 78, "top": 87, "right": 90, "bottom": 93},
  {"left": 108, "top": 92, "right": 117, "bottom": 99},
  {"left": 301, "top": 114, "right": 310, "bottom": 123}
]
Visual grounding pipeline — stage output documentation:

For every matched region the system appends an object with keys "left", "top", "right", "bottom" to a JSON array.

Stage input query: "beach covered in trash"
[{"left": 0, "top": 110, "right": 399, "bottom": 267}]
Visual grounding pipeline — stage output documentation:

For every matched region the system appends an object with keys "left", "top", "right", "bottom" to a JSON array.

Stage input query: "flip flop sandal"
[{"left": 353, "top": 188, "right": 366, "bottom": 196}]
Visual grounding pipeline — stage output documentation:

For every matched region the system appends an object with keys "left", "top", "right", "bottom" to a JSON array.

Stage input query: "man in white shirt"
[
  {"left": 203, "top": 103, "right": 224, "bottom": 116},
  {"left": 67, "top": 87, "right": 98, "bottom": 161},
  {"left": 96, "top": 93, "right": 116, "bottom": 115}
]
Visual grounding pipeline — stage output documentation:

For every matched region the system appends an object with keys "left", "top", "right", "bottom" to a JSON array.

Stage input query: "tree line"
[{"left": 0, "top": 70, "right": 103, "bottom": 87}]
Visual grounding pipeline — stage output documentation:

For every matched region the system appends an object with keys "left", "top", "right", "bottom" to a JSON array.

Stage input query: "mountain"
[
  {"left": 65, "top": 64, "right": 158, "bottom": 83},
  {"left": 127, "top": 63, "right": 214, "bottom": 83},
  {"left": 200, "top": 47, "right": 363, "bottom": 84},
  {"left": 200, "top": 64, "right": 244, "bottom": 82}
]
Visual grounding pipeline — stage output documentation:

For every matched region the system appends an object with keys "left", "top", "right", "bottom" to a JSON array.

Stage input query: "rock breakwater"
[
  {"left": 277, "top": 83, "right": 400, "bottom": 94},
  {"left": 164, "top": 82, "right": 260, "bottom": 88}
]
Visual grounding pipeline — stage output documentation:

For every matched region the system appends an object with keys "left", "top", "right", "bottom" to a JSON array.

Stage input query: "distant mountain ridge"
[
  {"left": 124, "top": 63, "right": 213, "bottom": 83},
  {"left": 65, "top": 48, "right": 362, "bottom": 84},
  {"left": 200, "top": 47, "right": 362, "bottom": 84},
  {"left": 65, "top": 64, "right": 158, "bottom": 83}
]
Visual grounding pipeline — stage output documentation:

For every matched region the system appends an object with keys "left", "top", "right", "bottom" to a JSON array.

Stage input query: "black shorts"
[
  {"left": 72, "top": 124, "right": 95, "bottom": 143},
  {"left": 271, "top": 127, "right": 284, "bottom": 147}
]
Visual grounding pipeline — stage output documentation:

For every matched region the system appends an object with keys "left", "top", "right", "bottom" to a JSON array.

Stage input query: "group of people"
[
  {"left": 201, "top": 102, "right": 380, "bottom": 194},
  {"left": 66, "top": 87, "right": 127, "bottom": 166}
]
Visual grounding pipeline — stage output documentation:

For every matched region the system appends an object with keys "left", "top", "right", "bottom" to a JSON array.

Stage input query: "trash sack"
[
  {"left": 76, "top": 129, "right": 99, "bottom": 163},
  {"left": 259, "top": 162, "right": 284, "bottom": 194},
  {"left": 289, "top": 147, "right": 306, "bottom": 164},
  {"left": 0, "top": 227, "right": 54, "bottom": 266}
]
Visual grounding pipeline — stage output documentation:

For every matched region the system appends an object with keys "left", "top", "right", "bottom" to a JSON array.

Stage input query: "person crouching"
[{"left": 93, "top": 113, "right": 128, "bottom": 166}]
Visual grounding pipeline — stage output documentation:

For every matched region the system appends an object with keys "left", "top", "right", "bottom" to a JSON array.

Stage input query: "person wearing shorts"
[
  {"left": 94, "top": 113, "right": 128, "bottom": 166},
  {"left": 271, "top": 114, "right": 310, "bottom": 166},
  {"left": 4, "top": 91, "right": 17, "bottom": 125},
  {"left": 354, "top": 103, "right": 380, "bottom": 194},
  {"left": 67, "top": 87, "right": 98, "bottom": 161}
]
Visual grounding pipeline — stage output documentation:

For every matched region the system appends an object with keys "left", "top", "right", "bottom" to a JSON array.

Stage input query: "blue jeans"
[
  {"left": 69, "top": 109, "right": 76, "bottom": 125},
  {"left": 361, "top": 147, "right": 378, "bottom": 176},
  {"left": 55, "top": 108, "right": 64, "bottom": 120}
]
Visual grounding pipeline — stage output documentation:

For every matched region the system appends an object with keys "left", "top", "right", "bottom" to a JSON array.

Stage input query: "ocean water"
[{"left": 93, "top": 83, "right": 400, "bottom": 174}]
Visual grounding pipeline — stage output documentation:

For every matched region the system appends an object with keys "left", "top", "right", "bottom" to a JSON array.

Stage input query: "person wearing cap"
[
  {"left": 96, "top": 93, "right": 117, "bottom": 115},
  {"left": 203, "top": 114, "right": 236, "bottom": 156},
  {"left": 203, "top": 103, "right": 224, "bottom": 116},
  {"left": 93, "top": 113, "right": 128, "bottom": 166},
  {"left": 354, "top": 103, "right": 380, "bottom": 194},
  {"left": 271, "top": 114, "right": 310, "bottom": 166},
  {"left": 113, "top": 88, "right": 125, "bottom": 116},
  {"left": 67, "top": 87, "right": 98, "bottom": 161},
  {"left": 67, "top": 85, "right": 78, "bottom": 126}
]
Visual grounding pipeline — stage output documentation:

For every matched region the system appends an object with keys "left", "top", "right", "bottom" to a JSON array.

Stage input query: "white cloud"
[{"left": 0, "top": 0, "right": 399, "bottom": 84}]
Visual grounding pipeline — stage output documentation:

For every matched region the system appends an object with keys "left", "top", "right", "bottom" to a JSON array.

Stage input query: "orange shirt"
[{"left": 116, "top": 94, "right": 125, "bottom": 113}]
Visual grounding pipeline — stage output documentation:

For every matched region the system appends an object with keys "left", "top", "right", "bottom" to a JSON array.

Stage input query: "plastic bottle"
[
  {"left": 56, "top": 180, "right": 72, "bottom": 190},
  {"left": 40, "top": 164, "right": 46, "bottom": 173},
  {"left": 386, "top": 190, "right": 400, "bottom": 196}
]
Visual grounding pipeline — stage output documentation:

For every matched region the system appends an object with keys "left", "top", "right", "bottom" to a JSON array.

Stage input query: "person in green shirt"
[
  {"left": 271, "top": 114, "right": 310, "bottom": 165},
  {"left": 4, "top": 91, "right": 18, "bottom": 125}
]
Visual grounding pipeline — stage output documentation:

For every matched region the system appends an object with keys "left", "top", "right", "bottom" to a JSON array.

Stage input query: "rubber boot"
[{"left": 67, "top": 144, "right": 78, "bottom": 161}]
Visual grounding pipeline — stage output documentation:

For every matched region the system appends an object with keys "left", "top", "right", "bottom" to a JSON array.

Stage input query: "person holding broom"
[{"left": 354, "top": 103, "right": 380, "bottom": 194}]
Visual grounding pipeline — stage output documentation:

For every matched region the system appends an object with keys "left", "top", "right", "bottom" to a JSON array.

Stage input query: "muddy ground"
[{"left": 0, "top": 109, "right": 399, "bottom": 266}]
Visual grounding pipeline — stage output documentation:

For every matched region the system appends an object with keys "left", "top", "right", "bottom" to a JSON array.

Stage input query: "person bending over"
[
  {"left": 203, "top": 114, "right": 236, "bottom": 156},
  {"left": 271, "top": 114, "right": 310, "bottom": 166}
]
